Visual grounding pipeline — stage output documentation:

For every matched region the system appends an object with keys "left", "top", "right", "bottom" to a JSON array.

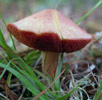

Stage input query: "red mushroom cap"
[{"left": 7, "top": 9, "right": 92, "bottom": 53}]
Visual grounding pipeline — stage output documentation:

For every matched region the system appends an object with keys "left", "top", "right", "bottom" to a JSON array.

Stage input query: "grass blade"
[
  {"left": 56, "top": 76, "right": 89, "bottom": 100},
  {"left": 0, "top": 62, "right": 48, "bottom": 100},
  {"left": 0, "top": 13, "right": 16, "bottom": 50},
  {"left": 53, "top": 55, "right": 63, "bottom": 96},
  {"left": 93, "top": 80, "right": 102, "bottom": 100},
  {"left": 76, "top": 0, "right": 102, "bottom": 24},
  {"left": 0, "top": 13, "right": 6, "bottom": 25}
]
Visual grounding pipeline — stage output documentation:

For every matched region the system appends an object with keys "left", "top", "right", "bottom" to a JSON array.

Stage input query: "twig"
[
  {"left": 32, "top": 69, "right": 65, "bottom": 100},
  {"left": 96, "top": 92, "right": 102, "bottom": 100}
]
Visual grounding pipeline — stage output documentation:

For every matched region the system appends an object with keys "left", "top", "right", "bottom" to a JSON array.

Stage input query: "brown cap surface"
[{"left": 7, "top": 9, "right": 92, "bottom": 53}]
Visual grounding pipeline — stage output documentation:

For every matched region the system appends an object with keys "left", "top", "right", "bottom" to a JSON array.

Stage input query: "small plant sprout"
[{"left": 7, "top": 9, "right": 92, "bottom": 76}]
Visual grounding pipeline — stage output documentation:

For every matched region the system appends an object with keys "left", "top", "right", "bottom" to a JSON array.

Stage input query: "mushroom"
[{"left": 6, "top": 9, "right": 92, "bottom": 76}]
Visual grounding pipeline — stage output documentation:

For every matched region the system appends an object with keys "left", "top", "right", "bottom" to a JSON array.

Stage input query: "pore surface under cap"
[{"left": 7, "top": 9, "right": 92, "bottom": 53}]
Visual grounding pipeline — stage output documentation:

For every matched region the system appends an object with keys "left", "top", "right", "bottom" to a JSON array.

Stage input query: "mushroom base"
[{"left": 42, "top": 51, "right": 59, "bottom": 76}]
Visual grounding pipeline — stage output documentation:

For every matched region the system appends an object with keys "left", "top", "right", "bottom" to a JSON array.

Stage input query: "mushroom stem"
[{"left": 42, "top": 51, "right": 59, "bottom": 76}]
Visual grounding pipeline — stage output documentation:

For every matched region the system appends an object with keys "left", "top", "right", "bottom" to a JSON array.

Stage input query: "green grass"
[
  {"left": 76, "top": 0, "right": 102, "bottom": 24},
  {"left": 0, "top": 0, "right": 102, "bottom": 100}
]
